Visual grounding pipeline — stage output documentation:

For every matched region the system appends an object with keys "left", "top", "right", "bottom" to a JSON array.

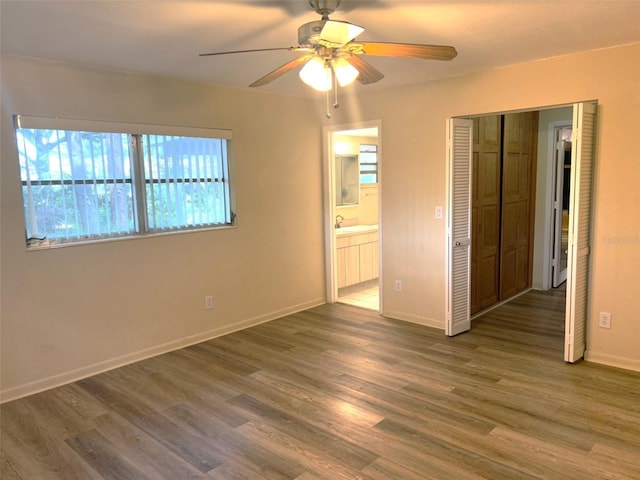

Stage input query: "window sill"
[{"left": 25, "top": 223, "right": 237, "bottom": 251}]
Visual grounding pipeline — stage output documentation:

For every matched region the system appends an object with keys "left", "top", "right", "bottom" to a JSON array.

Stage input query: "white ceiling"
[{"left": 2, "top": 1, "right": 640, "bottom": 98}]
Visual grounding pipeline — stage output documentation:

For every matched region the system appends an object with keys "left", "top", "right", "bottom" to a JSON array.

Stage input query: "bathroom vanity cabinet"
[{"left": 335, "top": 226, "right": 379, "bottom": 288}]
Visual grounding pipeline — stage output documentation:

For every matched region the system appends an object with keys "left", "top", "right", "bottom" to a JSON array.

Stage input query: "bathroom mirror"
[{"left": 335, "top": 154, "right": 359, "bottom": 206}]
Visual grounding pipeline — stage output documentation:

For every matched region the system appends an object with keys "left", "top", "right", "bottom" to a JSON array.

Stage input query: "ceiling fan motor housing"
[{"left": 298, "top": 20, "right": 327, "bottom": 46}]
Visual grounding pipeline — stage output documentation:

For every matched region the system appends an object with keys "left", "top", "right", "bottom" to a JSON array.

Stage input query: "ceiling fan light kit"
[
  {"left": 200, "top": 0, "right": 457, "bottom": 117},
  {"left": 333, "top": 58, "right": 359, "bottom": 86},
  {"left": 299, "top": 57, "right": 333, "bottom": 91},
  {"left": 299, "top": 56, "right": 360, "bottom": 91}
]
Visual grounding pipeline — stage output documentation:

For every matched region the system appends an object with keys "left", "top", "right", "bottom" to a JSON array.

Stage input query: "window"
[
  {"left": 14, "top": 115, "right": 234, "bottom": 248},
  {"left": 359, "top": 144, "right": 378, "bottom": 184}
]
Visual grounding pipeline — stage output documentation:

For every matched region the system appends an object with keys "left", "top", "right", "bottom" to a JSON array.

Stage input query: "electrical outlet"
[
  {"left": 599, "top": 311, "right": 611, "bottom": 329},
  {"left": 205, "top": 295, "right": 214, "bottom": 310},
  {"left": 395, "top": 280, "right": 402, "bottom": 293}
]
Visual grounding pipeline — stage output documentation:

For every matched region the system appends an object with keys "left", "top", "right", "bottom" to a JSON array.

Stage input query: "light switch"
[{"left": 435, "top": 206, "right": 443, "bottom": 219}]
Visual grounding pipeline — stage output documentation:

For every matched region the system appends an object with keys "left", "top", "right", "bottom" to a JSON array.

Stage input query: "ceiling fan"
[{"left": 200, "top": 0, "right": 457, "bottom": 114}]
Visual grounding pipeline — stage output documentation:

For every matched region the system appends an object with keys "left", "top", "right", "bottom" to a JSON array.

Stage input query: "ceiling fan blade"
[
  {"left": 319, "top": 20, "right": 364, "bottom": 48},
  {"left": 345, "top": 55, "right": 384, "bottom": 85},
  {"left": 249, "top": 54, "right": 315, "bottom": 87},
  {"left": 356, "top": 42, "right": 457, "bottom": 61},
  {"left": 199, "top": 47, "right": 308, "bottom": 57}
]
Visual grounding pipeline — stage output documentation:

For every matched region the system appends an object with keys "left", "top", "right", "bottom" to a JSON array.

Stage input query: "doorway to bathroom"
[{"left": 323, "top": 120, "right": 382, "bottom": 312}]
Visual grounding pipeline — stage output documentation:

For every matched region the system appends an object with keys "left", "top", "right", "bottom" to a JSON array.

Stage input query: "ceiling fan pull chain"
[
  {"left": 333, "top": 69, "right": 340, "bottom": 109},
  {"left": 326, "top": 87, "right": 331, "bottom": 119}
]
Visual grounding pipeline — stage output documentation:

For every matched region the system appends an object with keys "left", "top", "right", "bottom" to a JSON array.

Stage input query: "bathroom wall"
[{"left": 334, "top": 134, "right": 379, "bottom": 226}]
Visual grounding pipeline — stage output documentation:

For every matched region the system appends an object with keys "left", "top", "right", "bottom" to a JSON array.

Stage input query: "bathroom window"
[
  {"left": 14, "top": 115, "right": 234, "bottom": 248},
  {"left": 359, "top": 144, "right": 378, "bottom": 184}
]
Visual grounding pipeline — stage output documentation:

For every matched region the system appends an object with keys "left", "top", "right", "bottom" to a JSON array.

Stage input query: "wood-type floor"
[{"left": 2, "top": 288, "right": 640, "bottom": 479}]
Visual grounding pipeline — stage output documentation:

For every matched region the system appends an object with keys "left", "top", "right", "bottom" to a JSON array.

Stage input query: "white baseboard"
[
  {"left": 0, "top": 298, "right": 326, "bottom": 404},
  {"left": 382, "top": 309, "right": 443, "bottom": 330},
  {"left": 584, "top": 350, "right": 640, "bottom": 373}
]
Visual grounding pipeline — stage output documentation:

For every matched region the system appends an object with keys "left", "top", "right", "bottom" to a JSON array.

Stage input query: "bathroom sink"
[{"left": 335, "top": 224, "right": 378, "bottom": 235}]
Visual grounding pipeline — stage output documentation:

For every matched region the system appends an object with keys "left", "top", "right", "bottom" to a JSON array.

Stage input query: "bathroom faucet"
[{"left": 335, "top": 215, "right": 344, "bottom": 228}]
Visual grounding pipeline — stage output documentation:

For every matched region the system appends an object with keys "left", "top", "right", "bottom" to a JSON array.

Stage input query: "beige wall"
[
  {"left": 326, "top": 42, "right": 640, "bottom": 370},
  {"left": 3, "top": 42, "right": 639, "bottom": 400},
  {"left": 0, "top": 56, "right": 326, "bottom": 400}
]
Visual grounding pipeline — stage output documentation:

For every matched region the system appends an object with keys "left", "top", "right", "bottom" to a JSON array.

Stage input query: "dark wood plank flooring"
[{"left": 2, "top": 288, "right": 640, "bottom": 479}]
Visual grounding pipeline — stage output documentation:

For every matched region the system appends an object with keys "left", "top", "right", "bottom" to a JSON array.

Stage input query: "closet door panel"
[
  {"left": 471, "top": 150, "right": 480, "bottom": 314},
  {"left": 500, "top": 112, "right": 537, "bottom": 301},
  {"left": 446, "top": 118, "right": 473, "bottom": 336},
  {"left": 470, "top": 116, "right": 501, "bottom": 314}
]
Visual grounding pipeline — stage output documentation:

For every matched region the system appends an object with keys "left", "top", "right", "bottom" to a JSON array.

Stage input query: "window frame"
[
  {"left": 359, "top": 143, "right": 378, "bottom": 185},
  {"left": 13, "top": 115, "right": 236, "bottom": 249}
]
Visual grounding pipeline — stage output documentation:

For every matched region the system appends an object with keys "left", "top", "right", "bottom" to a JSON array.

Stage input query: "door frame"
[
  {"left": 537, "top": 120, "right": 573, "bottom": 290},
  {"left": 446, "top": 102, "right": 597, "bottom": 363},
  {"left": 323, "top": 120, "right": 383, "bottom": 306}
]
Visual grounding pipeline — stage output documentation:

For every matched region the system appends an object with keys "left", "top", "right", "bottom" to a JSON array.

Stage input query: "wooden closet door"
[
  {"left": 471, "top": 116, "right": 501, "bottom": 314},
  {"left": 500, "top": 111, "right": 538, "bottom": 300}
]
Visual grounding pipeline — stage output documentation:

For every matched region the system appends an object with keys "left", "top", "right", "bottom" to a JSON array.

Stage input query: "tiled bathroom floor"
[{"left": 337, "top": 280, "right": 379, "bottom": 311}]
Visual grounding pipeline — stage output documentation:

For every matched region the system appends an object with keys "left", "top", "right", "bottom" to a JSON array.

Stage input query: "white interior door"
[
  {"left": 564, "top": 102, "right": 597, "bottom": 363},
  {"left": 446, "top": 118, "right": 473, "bottom": 336},
  {"left": 552, "top": 132, "right": 571, "bottom": 287}
]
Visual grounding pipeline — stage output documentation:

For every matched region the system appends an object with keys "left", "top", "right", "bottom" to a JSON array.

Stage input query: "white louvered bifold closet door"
[
  {"left": 446, "top": 118, "right": 473, "bottom": 336},
  {"left": 564, "top": 102, "right": 597, "bottom": 362}
]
